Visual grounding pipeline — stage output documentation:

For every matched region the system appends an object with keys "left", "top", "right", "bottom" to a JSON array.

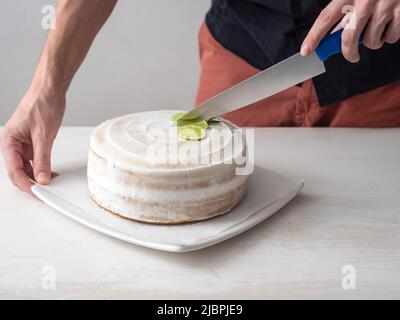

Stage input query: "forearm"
[{"left": 32, "top": 0, "right": 117, "bottom": 92}]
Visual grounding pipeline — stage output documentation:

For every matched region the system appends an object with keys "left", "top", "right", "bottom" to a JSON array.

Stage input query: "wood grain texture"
[{"left": 0, "top": 127, "right": 399, "bottom": 299}]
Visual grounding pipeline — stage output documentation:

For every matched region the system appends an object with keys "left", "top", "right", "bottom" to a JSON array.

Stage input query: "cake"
[{"left": 87, "top": 110, "right": 250, "bottom": 224}]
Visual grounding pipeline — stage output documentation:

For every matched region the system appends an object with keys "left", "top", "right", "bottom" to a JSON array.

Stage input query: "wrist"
[
  {"left": 28, "top": 70, "right": 68, "bottom": 112},
  {"left": 31, "top": 58, "right": 72, "bottom": 94},
  {"left": 30, "top": 75, "right": 68, "bottom": 96}
]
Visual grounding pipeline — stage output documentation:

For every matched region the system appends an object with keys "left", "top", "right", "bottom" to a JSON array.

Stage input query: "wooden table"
[{"left": 1, "top": 127, "right": 399, "bottom": 299}]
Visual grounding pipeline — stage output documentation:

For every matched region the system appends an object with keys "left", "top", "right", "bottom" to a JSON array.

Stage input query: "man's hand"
[
  {"left": 1, "top": 0, "right": 117, "bottom": 195},
  {"left": 301, "top": 0, "right": 400, "bottom": 63},
  {"left": 0, "top": 84, "right": 65, "bottom": 194}
]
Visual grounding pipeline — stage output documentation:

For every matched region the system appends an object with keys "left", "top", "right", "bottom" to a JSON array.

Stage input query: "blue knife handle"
[{"left": 315, "top": 29, "right": 364, "bottom": 62}]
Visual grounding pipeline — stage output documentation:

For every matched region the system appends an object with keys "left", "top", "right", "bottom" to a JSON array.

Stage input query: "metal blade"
[{"left": 182, "top": 52, "right": 325, "bottom": 120}]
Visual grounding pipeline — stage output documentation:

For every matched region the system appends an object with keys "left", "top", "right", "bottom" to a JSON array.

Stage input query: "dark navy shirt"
[{"left": 206, "top": 0, "right": 400, "bottom": 106}]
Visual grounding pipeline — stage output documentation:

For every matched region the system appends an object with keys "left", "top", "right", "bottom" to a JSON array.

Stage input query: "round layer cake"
[{"left": 87, "top": 110, "right": 249, "bottom": 224}]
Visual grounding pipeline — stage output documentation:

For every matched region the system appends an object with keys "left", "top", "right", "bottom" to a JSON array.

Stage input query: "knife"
[{"left": 181, "top": 29, "right": 363, "bottom": 121}]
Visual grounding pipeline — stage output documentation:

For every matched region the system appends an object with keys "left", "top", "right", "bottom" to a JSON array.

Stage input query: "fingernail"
[
  {"left": 348, "top": 54, "right": 360, "bottom": 63},
  {"left": 36, "top": 172, "right": 50, "bottom": 184},
  {"left": 301, "top": 43, "right": 311, "bottom": 56}
]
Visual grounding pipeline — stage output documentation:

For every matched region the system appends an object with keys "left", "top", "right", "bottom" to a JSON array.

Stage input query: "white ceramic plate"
[{"left": 32, "top": 165, "right": 303, "bottom": 252}]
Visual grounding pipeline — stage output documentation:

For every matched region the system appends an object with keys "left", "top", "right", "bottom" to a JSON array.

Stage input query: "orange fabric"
[{"left": 195, "top": 23, "right": 400, "bottom": 127}]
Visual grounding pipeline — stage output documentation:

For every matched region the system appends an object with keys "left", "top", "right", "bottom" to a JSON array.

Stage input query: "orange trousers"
[{"left": 195, "top": 23, "right": 400, "bottom": 127}]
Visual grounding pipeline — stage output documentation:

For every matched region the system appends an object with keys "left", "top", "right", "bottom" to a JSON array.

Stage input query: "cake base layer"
[{"left": 88, "top": 179, "right": 248, "bottom": 224}]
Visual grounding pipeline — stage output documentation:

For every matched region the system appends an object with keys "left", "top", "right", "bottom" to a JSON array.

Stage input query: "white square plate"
[{"left": 32, "top": 165, "right": 303, "bottom": 252}]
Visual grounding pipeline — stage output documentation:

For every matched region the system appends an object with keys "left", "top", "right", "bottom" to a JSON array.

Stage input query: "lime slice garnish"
[
  {"left": 176, "top": 117, "right": 208, "bottom": 129},
  {"left": 178, "top": 125, "right": 206, "bottom": 141},
  {"left": 171, "top": 112, "right": 213, "bottom": 140},
  {"left": 171, "top": 112, "right": 185, "bottom": 122},
  {"left": 192, "top": 120, "right": 208, "bottom": 129}
]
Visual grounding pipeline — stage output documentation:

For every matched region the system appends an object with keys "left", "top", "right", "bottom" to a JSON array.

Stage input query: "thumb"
[{"left": 33, "top": 139, "right": 52, "bottom": 185}]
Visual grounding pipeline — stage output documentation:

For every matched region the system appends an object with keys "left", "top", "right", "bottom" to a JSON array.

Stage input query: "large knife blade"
[{"left": 181, "top": 29, "right": 362, "bottom": 121}]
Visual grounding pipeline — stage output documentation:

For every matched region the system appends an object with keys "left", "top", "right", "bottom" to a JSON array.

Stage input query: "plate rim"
[{"left": 32, "top": 170, "right": 303, "bottom": 253}]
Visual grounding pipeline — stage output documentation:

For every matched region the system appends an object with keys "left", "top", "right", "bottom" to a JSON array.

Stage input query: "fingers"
[
  {"left": 32, "top": 138, "right": 52, "bottom": 185},
  {"left": 1, "top": 139, "right": 34, "bottom": 194},
  {"left": 301, "top": 0, "right": 345, "bottom": 56},
  {"left": 331, "top": 11, "right": 352, "bottom": 33},
  {"left": 23, "top": 160, "right": 34, "bottom": 180},
  {"left": 301, "top": 0, "right": 397, "bottom": 63},
  {"left": 364, "top": 3, "right": 393, "bottom": 49},
  {"left": 341, "top": 2, "right": 376, "bottom": 63},
  {"left": 384, "top": 9, "right": 400, "bottom": 44}
]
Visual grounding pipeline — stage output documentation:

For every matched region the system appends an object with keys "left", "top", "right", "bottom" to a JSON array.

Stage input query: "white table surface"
[{"left": 0, "top": 127, "right": 399, "bottom": 299}]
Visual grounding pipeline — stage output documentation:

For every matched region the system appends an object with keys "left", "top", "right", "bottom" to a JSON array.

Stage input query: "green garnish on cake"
[{"left": 171, "top": 112, "right": 221, "bottom": 141}]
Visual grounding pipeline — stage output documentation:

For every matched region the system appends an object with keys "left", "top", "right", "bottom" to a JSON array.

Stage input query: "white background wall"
[{"left": 0, "top": 0, "right": 210, "bottom": 125}]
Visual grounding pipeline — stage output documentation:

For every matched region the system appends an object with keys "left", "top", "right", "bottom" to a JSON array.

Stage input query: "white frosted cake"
[{"left": 87, "top": 110, "right": 249, "bottom": 224}]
